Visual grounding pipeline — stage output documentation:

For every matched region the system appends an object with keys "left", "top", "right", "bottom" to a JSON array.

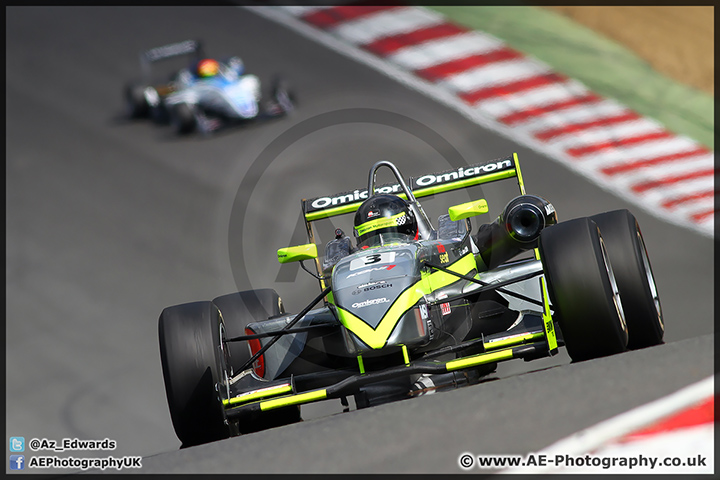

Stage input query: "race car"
[
  {"left": 123, "top": 39, "right": 294, "bottom": 135},
  {"left": 158, "top": 153, "right": 665, "bottom": 447}
]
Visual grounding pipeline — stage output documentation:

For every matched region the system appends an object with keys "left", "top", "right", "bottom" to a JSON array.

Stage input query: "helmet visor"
[
  {"left": 358, "top": 232, "right": 415, "bottom": 248},
  {"left": 355, "top": 211, "right": 415, "bottom": 247}
]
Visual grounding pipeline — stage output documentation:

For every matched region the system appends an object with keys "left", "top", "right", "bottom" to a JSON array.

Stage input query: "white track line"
[
  {"left": 332, "top": 7, "right": 444, "bottom": 46},
  {"left": 502, "top": 375, "right": 715, "bottom": 473},
  {"left": 474, "top": 80, "right": 591, "bottom": 117},
  {"left": 388, "top": 31, "right": 504, "bottom": 70},
  {"left": 439, "top": 59, "right": 553, "bottom": 93},
  {"left": 580, "top": 137, "right": 706, "bottom": 170},
  {"left": 517, "top": 100, "right": 632, "bottom": 134}
]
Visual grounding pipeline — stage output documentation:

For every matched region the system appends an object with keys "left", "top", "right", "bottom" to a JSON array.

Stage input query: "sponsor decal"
[
  {"left": 358, "top": 280, "right": 387, "bottom": 289},
  {"left": 413, "top": 160, "right": 512, "bottom": 188},
  {"left": 438, "top": 293, "right": 451, "bottom": 316},
  {"left": 144, "top": 40, "right": 199, "bottom": 62},
  {"left": 437, "top": 244, "right": 450, "bottom": 263},
  {"left": 305, "top": 158, "right": 514, "bottom": 213},
  {"left": 345, "top": 264, "right": 396, "bottom": 278},
  {"left": 310, "top": 189, "right": 371, "bottom": 210},
  {"left": 351, "top": 281, "right": 393, "bottom": 295},
  {"left": 419, "top": 304, "right": 435, "bottom": 339},
  {"left": 354, "top": 213, "right": 407, "bottom": 237},
  {"left": 352, "top": 297, "right": 390, "bottom": 309}
]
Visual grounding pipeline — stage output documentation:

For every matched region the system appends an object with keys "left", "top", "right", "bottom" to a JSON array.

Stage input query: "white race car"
[{"left": 124, "top": 39, "right": 294, "bottom": 135}]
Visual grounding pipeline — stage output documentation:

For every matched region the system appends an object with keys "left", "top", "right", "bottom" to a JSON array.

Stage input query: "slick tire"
[
  {"left": 539, "top": 217, "right": 628, "bottom": 362},
  {"left": 171, "top": 103, "right": 196, "bottom": 135},
  {"left": 158, "top": 301, "right": 231, "bottom": 447},
  {"left": 124, "top": 83, "right": 149, "bottom": 118},
  {"left": 212, "top": 289, "right": 284, "bottom": 374},
  {"left": 590, "top": 210, "right": 664, "bottom": 349},
  {"left": 212, "top": 289, "right": 301, "bottom": 433}
]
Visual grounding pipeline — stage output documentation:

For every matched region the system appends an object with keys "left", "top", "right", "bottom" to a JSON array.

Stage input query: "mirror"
[
  {"left": 277, "top": 243, "right": 318, "bottom": 264},
  {"left": 448, "top": 199, "right": 489, "bottom": 221}
]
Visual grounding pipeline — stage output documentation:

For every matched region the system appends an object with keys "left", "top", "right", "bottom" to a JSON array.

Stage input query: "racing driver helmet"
[
  {"left": 353, "top": 194, "right": 418, "bottom": 248},
  {"left": 197, "top": 58, "right": 220, "bottom": 78}
]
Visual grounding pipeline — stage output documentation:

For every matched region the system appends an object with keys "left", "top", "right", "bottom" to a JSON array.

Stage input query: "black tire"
[
  {"left": 171, "top": 103, "right": 196, "bottom": 135},
  {"left": 150, "top": 103, "right": 170, "bottom": 124},
  {"left": 590, "top": 210, "right": 664, "bottom": 349},
  {"left": 158, "top": 301, "right": 231, "bottom": 447},
  {"left": 212, "top": 289, "right": 300, "bottom": 434},
  {"left": 211, "top": 289, "right": 284, "bottom": 374},
  {"left": 270, "top": 76, "right": 295, "bottom": 112},
  {"left": 539, "top": 217, "right": 628, "bottom": 362},
  {"left": 124, "top": 83, "right": 149, "bottom": 118}
]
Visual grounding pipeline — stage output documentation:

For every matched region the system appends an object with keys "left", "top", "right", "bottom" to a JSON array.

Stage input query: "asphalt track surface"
[{"left": 5, "top": 6, "right": 714, "bottom": 475}]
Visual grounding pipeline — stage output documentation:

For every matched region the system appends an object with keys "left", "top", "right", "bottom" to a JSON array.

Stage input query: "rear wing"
[
  {"left": 299, "top": 153, "right": 527, "bottom": 290},
  {"left": 302, "top": 153, "right": 526, "bottom": 222},
  {"left": 140, "top": 39, "right": 204, "bottom": 77}
]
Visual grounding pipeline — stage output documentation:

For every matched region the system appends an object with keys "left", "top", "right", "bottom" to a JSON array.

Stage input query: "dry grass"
[{"left": 543, "top": 6, "right": 713, "bottom": 95}]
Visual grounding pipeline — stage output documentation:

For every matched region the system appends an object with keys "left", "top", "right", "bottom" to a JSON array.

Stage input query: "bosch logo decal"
[
  {"left": 351, "top": 281, "right": 393, "bottom": 295},
  {"left": 352, "top": 297, "right": 390, "bottom": 309}
]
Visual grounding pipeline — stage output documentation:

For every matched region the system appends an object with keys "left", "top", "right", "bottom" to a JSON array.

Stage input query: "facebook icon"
[{"left": 10, "top": 455, "right": 25, "bottom": 470}]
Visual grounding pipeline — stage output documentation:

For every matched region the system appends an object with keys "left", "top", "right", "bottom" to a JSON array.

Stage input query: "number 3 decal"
[
  {"left": 364, "top": 254, "right": 382, "bottom": 265},
  {"left": 349, "top": 252, "right": 396, "bottom": 271}
]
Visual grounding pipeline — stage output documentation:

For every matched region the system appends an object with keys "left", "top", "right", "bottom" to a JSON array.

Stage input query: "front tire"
[
  {"left": 539, "top": 217, "right": 628, "bottom": 362},
  {"left": 211, "top": 289, "right": 300, "bottom": 434},
  {"left": 212, "top": 289, "right": 284, "bottom": 374},
  {"left": 171, "top": 103, "right": 196, "bottom": 135},
  {"left": 158, "top": 301, "right": 230, "bottom": 447},
  {"left": 590, "top": 210, "right": 664, "bottom": 349},
  {"left": 124, "top": 83, "right": 149, "bottom": 118}
]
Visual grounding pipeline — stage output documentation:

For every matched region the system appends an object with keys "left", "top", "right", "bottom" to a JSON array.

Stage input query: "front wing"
[{"left": 222, "top": 321, "right": 552, "bottom": 422}]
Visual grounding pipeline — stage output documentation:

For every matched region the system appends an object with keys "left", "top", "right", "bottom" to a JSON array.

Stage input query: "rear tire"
[
  {"left": 158, "top": 301, "right": 231, "bottom": 447},
  {"left": 539, "top": 217, "right": 628, "bottom": 362},
  {"left": 590, "top": 210, "right": 664, "bottom": 349},
  {"left": 270, "top": 76, "right": 295, "bottom": 113}
]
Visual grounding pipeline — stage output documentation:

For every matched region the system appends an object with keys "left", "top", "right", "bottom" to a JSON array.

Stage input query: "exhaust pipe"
[{"left": 473, "top": 195, "right": 557, "bottom": 269}]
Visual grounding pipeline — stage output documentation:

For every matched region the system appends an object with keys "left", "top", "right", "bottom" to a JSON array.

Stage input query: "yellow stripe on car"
[
  {"left": 223, "top": 384, "right": 293, "bottom": 407},
  {"left": 336, "top": 254, "right": 477, "bottom": 349},
  {"left": 259, "top": 389, "right": 328, "bottom": 411}
]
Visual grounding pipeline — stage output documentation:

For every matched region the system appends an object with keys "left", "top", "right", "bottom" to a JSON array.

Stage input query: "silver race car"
[{"left": 159, "top": 154, "right": 665, "bottom": 447}]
